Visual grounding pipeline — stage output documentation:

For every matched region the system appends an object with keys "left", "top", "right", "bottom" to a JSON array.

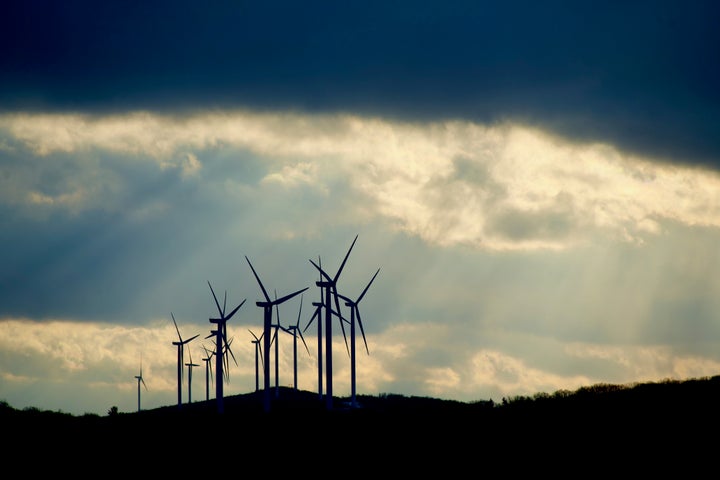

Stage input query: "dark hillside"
[{"left": 4, "top": 377, "right": 720, "bottom": 471}]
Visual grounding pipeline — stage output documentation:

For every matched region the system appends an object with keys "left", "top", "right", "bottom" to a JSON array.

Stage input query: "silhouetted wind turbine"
[
  {"left": 282, "top": 293, "right": 310, "bottom": 391},
  {"left": 245, "top": 255, "right": 308, "bottom": 412},
  {"left": 249, "top": 329, "right": 264, "bottom": 392},
  {"left": 134, "top": 354, "right": 148, "bottom": 412},
  {"left": 207, "top": 280, "right": 245, "bottom": 414},
  {"left": 185, "top": 347, "right": 200, "bottom": 404},
  {"left": 171, "top": 312, "right": 199, "bottom": 410},
  {"left": 303, "top": 256, "right": 324, "bottom": 400},
  {"left": 201, "top": 344, "right": 214, "bottom": 402},
  {"left": 309, "top": 234, "right": 357, "bottom": 410},
  {"left": 338, "top": 267, "right": 380, "bottom": 408}
]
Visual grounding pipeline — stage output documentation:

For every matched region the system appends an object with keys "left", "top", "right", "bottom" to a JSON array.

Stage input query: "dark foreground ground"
[{"left": 4, "top": 378, "right": 720, "bottom": 473}]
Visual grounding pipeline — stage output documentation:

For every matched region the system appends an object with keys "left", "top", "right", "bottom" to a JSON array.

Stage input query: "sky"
[{"left": 2, "top": 0, "right": 720, "bottom": 416}]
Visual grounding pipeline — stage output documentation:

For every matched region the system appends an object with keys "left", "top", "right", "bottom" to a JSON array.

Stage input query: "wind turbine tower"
[{"left": 271, "top": 291, "right": 284, "bottom": 398}]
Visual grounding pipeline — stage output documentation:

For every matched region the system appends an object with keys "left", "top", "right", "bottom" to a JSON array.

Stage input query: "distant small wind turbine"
[{"left": 134, "top": 354, "right": 148, "bottom": 412}]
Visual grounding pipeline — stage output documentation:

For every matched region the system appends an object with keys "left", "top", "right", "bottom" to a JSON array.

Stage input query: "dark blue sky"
[{"left": 2, "top": 0, "right": 719, "bottom": 168}]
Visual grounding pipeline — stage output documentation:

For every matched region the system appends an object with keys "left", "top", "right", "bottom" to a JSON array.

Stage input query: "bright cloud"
[{"left": 3, "top": 110, "right": 719, "bottom": 252}]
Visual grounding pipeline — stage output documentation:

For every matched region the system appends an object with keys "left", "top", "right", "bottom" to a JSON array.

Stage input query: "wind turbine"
[
  {"left": 134, "top": 354, "right": 148, "bottom": 412},
  {"left": 201, "top": 344, "right": 214, "bottom": 402},
  {"left": 309, "top": 234, "right": 357, "bottom": 410},
  {"left": 304, "top": 257, "right": 324, "bottom": 400},
  {"left": 207, "top": 281, "right": 245, "bottom": 414},
  {"left": 282, "top": 293, "right": 310, "bottom": 391},
  {"left": 337, "top": 267, "right": 380, "bottom": 408},
  {"left": 249, "top": 329, "right": 264, "bottom": 392},
  {"left": 185, "top": 347, "right": 200, "bottom": 404},
  {"left": 245, "top": 255, "right": 308, "bottom": 413},
  {"left": 171, "top": 312, "right": 199, "bottom": 410}
]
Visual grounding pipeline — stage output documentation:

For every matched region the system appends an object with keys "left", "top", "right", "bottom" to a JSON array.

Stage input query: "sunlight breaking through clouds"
[{"left": 2, "top": 110, "right": 720, "bottom": 253}]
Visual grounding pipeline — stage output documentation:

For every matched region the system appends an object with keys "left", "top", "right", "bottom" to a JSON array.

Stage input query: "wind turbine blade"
[
  {"left": 298, "top": 326, "right": 310, "bottom": 355},
  {"left": 223, "top": 290, "right": 227, "bottom": 316},
  {"left": 334, "top": 234, "right": 358, "bottom": 283},
  {"left": 274, "top": 290, "right": 280, "bottom": 325},
  {"left": 208, "top": 281, "right": 223, "bottom": 317},
  {"left": 222, "top": 327, "right": 237, "bottom": 366},
  {"left": 332, "top": 285, "right": 349, "bottom": 355},
  {"left": 303, "top": 307, "right": 319, "bottom": 333},
  {"left": 273, "top": 287, "right": 309, "bottom": 306},
  {"left": 357, "top": 267, "right": 380, "bottom": 304},
  {"left": 227, "top": 345, "right": 238, "bottom": 366},
  {"left": 331, "top": 307, "right": 348, "bottom": 324},
  {"left": 183, "top": 333, "right": 200, "bottom": 345},
  {"left": 318, "top": 258, "right": 324, "bottom": 302},
  {"left": 225, "top": 299, "right": 246, "bottom": 321},
  {"left": 245, "top": 256, "right": 271, "bottom": 302},
  {"left": 141, "top": 378, "right": 148, "bottom": 390},
  {"left": 249, "top": 329, "right": 260, "bottom": 342},
  {"left": 309, "top": 258, "right": 332, "bottom": 282},
  {"left": 224, "top": 335, "right": 238, "bottom": 366},
  {"left": 356, "top": 307, "right": 370, "bottom": 355},
  {"left": 296, "top": 294, "right": 303, "bottom": 327},
  {"left": 224, "top": 353, "right": 231, "bottom": 383},
  {"left": 171, "top": 312, "right": 182, "bottom": 341},
  {"left": 224, "top": 338, "right": 236, "bottom": 379}
]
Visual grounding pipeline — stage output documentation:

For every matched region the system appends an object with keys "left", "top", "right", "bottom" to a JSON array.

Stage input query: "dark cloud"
[{"left": 1, "top": 1, "right": 719, "bottom": 167}]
